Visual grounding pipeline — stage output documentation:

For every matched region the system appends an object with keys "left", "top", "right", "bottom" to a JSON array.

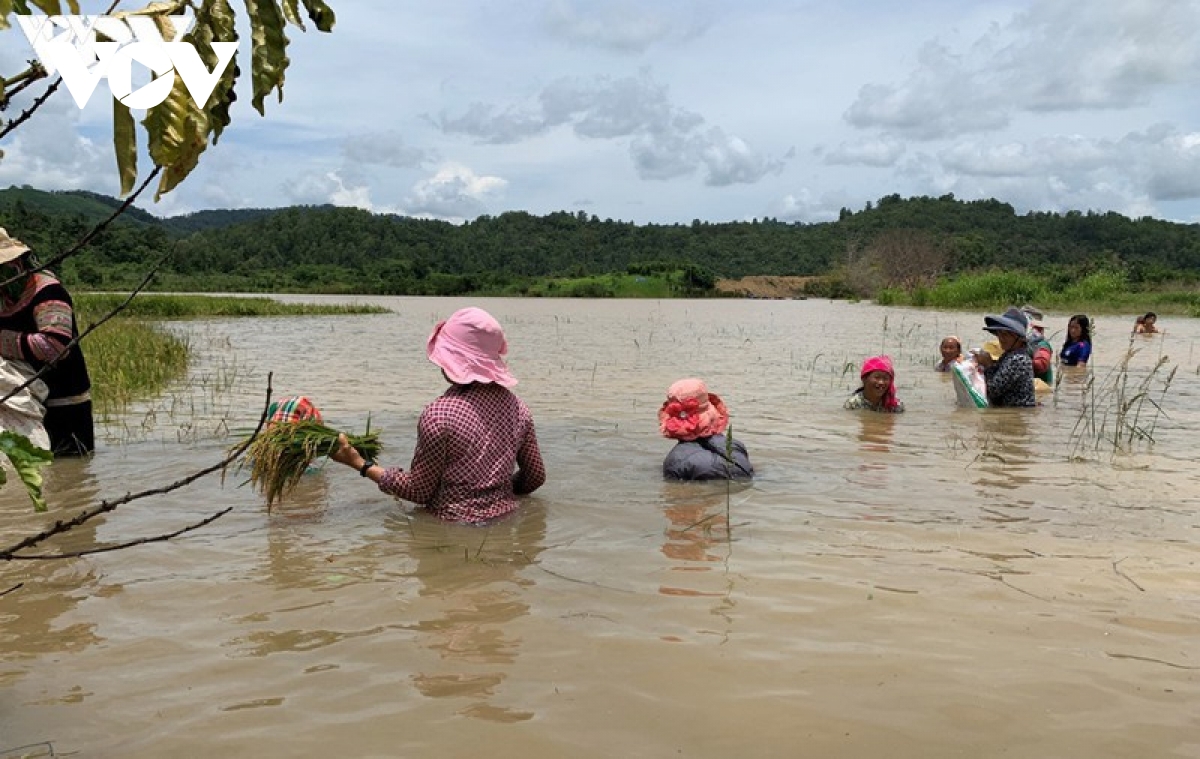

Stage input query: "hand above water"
[{"left": 330, "top": 432, "right": 364, "bottom": 469}]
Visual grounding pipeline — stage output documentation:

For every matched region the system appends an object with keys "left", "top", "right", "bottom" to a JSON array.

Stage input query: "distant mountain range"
[
  {"left": 0, "top": 185, "right": 295, "bottom": 235},
  {"left": 1, "top": 184, "right": 1197, "bottom": 297}
]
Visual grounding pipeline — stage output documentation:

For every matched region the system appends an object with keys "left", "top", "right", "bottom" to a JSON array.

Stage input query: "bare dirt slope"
[{"left": 714, "top": 275, "right": 819, "bottom": 298}]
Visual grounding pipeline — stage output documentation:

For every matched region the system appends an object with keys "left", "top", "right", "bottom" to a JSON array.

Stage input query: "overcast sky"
[{"left": 2, "top": 0, "right": 1199, "bottom": 225}]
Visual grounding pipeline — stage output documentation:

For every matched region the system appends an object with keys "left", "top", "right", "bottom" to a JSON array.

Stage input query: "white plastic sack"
[
  {"left": 951, "top": 357, "right": 989, "bottom": 408},
  {"left": 0, "top": 358, "right": 51, "bottom": 450}
]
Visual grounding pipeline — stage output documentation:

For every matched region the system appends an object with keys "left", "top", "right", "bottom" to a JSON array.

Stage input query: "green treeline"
[{"left": 2, "top": 187, "right": 1198, "bottom": 301}]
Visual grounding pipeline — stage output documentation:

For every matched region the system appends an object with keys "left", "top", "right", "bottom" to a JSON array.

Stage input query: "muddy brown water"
[{"left": 1, "top": 297, "right": 1198, "bottom": 758}]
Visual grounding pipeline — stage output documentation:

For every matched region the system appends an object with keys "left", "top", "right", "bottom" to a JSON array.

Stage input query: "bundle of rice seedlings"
[{"left": 234, "top": 420, "right": 382, "bottom": 507}]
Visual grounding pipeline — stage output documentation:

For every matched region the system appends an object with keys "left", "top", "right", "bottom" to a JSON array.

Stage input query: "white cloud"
[
  {"left": 403, "top": 163, "right": 507, "bottom": 222},
  {"left": 342, "top": 131, "right": 434, "bottom": 169},
  {"left": 1120, "top": 125, "right": 1200, "bottom": 201},
  {"left": 846, "top": 0, "right": 1200, "bottom": 140},
  {"left": 0, "top": 95, "right": 112, "bottom": 193},
  {"left": 770, "top": 188, "right": 851, "bottom": 224},
  {"left": 437, "top": 72, "right": 784, "bottom": 186},
  {"left": 542, "top": 0, "right": 715, "bottom": 53},
  {"left": 1010, "top": 0, "right": 1200, "bottom": 111},
  {"left": 822, "top": 137, "right": 907, "bottom": 167},
  {"left": 928, "top": 125, "right": 1200, "bottom": 203},
  {"left": 699, "top": 130, "right": 786, "bottom": 186},
  {"left": 4, "top": 0, "right": 1200, "bottom": 225}
]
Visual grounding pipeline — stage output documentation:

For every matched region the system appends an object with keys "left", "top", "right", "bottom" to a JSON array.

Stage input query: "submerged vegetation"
[{"left": 1067, "top": 342, "right": 1176, "bottom": 459}]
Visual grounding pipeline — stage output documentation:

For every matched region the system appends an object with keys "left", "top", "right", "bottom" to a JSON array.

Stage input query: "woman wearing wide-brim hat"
[
  {"left": 331, "top": 306, "right": 546, "bottom": 523},
  {"left": 658, "top": 378, "right": 753, "bottom": 480},
  {"left": 0, "top": 227, "right": 94, "bottom": 455},
  {"left": 973, "top": 306, "right": 1037, "bottom": 408}
]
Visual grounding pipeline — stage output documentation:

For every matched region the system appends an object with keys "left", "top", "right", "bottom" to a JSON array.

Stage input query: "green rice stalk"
[{"left": 232, "top": 420, "right": 382, "bottom": 507}]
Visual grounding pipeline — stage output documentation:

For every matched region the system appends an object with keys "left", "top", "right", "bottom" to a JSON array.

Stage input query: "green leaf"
[
  {"left": 27, "top": 0, "right": 63, "bottom": 15},
  {"left": 143, "top": 69, "right": 211, "bottom": 199},
  {"left": 114, "top": 98, "right": 138, "bottom": 196},
  {"left": 245, "top": 0, "right": 290, "bottom": 115},
  {"left": 300, "top": 0, "right": 336, "bottom": 32},
  {"left": 190, "top": 0, "right": 240, "bottom": 144},
  {"left": 115, "top": 1, "right": 187, "bottom": 18},
  {"left": 0, "top": 431, "right": 54, "bottom": 512},
  {"left": 6, "top": 0, "right": 33, "bottom": 25},
  {"left": 281, "top": 0, "right": 304, "bottom": 30}
]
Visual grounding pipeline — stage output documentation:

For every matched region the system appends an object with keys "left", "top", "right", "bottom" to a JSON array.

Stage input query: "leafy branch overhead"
[{"left": 0, "top": 0, "right": 336, "bottom": 200}]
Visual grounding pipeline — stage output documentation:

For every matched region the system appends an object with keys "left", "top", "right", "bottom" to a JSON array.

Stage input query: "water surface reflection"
[{"left": 0, "top": 298, "right": 1197, "bottom": 757}]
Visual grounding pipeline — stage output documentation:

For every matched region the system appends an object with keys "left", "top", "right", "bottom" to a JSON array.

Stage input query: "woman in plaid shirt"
[{"left": 333, "top": 307, "right": 545, "bottom": 523}]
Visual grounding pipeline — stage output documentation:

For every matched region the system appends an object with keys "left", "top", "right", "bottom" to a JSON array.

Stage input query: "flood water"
[{"left": 1, "top": 297, "right": 1198, "bottom": 758}]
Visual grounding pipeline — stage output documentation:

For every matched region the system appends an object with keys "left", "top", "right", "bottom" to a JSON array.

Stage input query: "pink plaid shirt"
[{"left": 377, "top": 383, "right": 546, "bottom": 523}]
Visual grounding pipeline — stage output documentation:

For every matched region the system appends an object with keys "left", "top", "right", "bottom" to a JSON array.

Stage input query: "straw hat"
[
  {"left": 0, "top": 227, "right": 31, "bottom": 264},
  {"left": 980, "top": 340, "right": 1004, "bottom": 360}
]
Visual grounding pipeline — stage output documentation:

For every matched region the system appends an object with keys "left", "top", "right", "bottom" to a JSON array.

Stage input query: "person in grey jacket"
[{"left": 658, "top": 378, "right": 753, "bottom": 481}]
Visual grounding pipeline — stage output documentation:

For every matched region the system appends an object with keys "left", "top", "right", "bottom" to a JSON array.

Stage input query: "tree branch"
[
  {"left": 37, "top": 166, "right": 164, "bottom": 277},
  {"left": 0, "top": 61, "right": 48, "bottom": 109},
  {"left": 10, "top": 507, "right": 233, "bottom": 559},
  {"left": 0, "top": 0, "right": 123, "bottom": 138},
  {"left": 0, "top": 76, "right": 59, "bottom": 142},
  {"left": 0, "top": 166, "right": 164, "bottom": 299},
  {"left": 0, "top": 373, "right": 275, "bottom": 560}
]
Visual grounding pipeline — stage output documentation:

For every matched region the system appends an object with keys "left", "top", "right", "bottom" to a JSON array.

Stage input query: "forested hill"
[{"left": 1, "top": 186, "right": 1198, "bottom": 295}]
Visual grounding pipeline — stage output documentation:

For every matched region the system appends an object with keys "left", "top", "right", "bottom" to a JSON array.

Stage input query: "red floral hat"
[{"left": 658, "top": 378, "right": 729, "bottom": 441}]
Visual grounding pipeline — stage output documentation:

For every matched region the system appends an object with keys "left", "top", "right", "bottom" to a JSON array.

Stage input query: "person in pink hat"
[
  {"left": 659, "top": 378, "right": 753, "bottom": 480},
  {"left": 332, "top": 307, "right": 546, "bottom": 523}
]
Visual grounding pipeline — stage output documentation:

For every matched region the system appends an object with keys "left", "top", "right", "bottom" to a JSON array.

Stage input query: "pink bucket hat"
[
  {"left": 658, "top": 378, "right": 729, "bottom": 441},
  {"left": 426, "top": 307, "right": 517, "bottom": 387}
]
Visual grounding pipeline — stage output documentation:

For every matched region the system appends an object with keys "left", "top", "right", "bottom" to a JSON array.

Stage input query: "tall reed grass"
[
  {"left": 82, "top": 320, "right": 189, "bottom": 420},
  {"left": 76, "top": 293, "right": 391, "bottom": 319},
  {"left": 1068, "top": 341, "right": 1176, "bottom": 458}
]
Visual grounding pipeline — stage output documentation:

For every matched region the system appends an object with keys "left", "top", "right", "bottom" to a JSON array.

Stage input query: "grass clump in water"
[
  {"left": 75, "top": 293, "right": 391, "bottom": 319},
  {"left": 75, "top": 298, "right": 190, "bottom": 420}
]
